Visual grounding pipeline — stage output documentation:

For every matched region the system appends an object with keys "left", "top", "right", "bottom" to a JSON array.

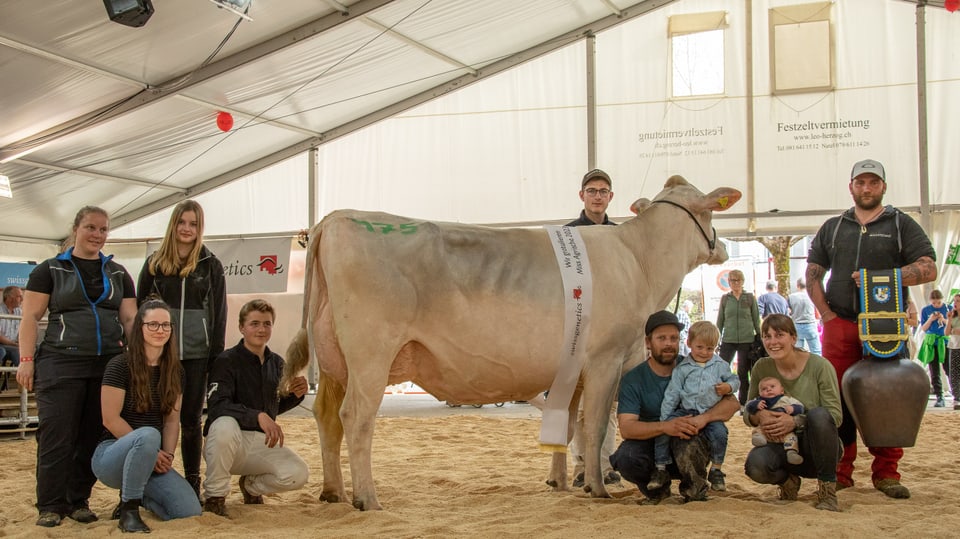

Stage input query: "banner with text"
[
  {"left": 209, "top": 238, "right": 290, "bottom": 294},
  {"left": 0, "top": 262, "right": 37, "bottom": 288},
  {"left": 148, "top": 238, "right": 290, "bottom": 294}
]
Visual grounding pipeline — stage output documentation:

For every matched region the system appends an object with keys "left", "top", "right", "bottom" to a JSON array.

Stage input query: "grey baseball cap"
[{"left": 850, "top": 159, "right": 885, "bottom": 182}]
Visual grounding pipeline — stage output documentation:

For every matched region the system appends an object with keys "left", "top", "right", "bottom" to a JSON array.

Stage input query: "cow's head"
[{"left": 630, "top": 175, "right": 741, "bottom": 265}]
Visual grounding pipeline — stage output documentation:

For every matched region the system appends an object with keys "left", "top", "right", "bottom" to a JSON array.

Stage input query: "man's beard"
[
  {"left": 650, "top": 347, "right": 678, "bottom": 366},
  {"left": 854, "top": 193, "right": 883, "bottom": 211}
]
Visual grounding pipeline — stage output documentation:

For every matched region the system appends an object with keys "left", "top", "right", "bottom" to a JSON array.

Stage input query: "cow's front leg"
[
  {"left": 581, "top": 368, "right": 619, "bottom": 498},
  {"left": 545, "top": 386, "right": 581, "bottom": 491},
  {"left": 545, "top": 451, "right": 568, "bottom": 491},
  {"left": 341, "top": 379, "right": 387, "bottom": 510}
]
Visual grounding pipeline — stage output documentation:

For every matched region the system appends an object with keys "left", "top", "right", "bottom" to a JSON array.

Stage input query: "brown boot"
[
  {"left": 874, "top": 478, "right": 911, "bottom": 499},
  {"left": 778, "top": 473, "right": 801, "bottom": 501},
  {"left": 240, "top": 476, "right": 264, "bottom": 504},
  {"left": 815, "top": 480, "right": 840, "bottom": 512},
  {"left": 203, "top": 496, "right": 228, "bottom": 517}
]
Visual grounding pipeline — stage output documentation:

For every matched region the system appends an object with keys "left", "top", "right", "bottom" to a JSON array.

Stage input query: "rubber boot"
[{"left": 118, "top": 499, "right": 151, "bottom": 533}]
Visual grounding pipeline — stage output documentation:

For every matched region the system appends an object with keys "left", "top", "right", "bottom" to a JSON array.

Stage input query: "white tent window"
[
  {"left": 770, "top": 2, "right": 834, "bottom": 94},
  {"left": 668, "top": 11, "right": 728, "bottom": 98}
]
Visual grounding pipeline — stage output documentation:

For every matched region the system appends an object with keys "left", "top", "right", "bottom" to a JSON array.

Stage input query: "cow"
[{"left": 283, "top": 175, "right": 741, "bottom": 510}]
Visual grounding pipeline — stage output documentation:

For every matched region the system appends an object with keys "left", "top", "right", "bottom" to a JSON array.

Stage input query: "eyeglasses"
[
  {"left": 729, "top": 278, "right": 743, "bottom": 283},
  {"left": 143, "top": 321, "right": 174, "bottom": 332},
  {"left": 584, "top": 188, "right": 611, "bottom": 197}
]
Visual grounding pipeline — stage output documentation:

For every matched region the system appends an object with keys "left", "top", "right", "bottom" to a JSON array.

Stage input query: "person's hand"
[
  {"left": 783, "top": 404, "right": 795, "bottom": 415},
  {"left": 662, "top": 415, "right": 700, "bottom": 439},
  {"left": 15, "top": 362, "right": 34, "bottom": 392},
  {"left": 757, "top": 400, "right": 767, "bottom": 410},
  {"left": 850, "top": 271, "right": 861, "bottom": 288},
  {"left": 756, "top": 410, "right": 794, "bottom": 442},
  {"left": 287, "top": 376, "right": 308, "bottom": 398},
  {"left": 154, "top": 450, "right": 174, "bottom": 474},
  {"left": 258, "top": 413, "right": 284, "bottom": 448},
  {"left": 714, "top": 382, "right": 731, "bottom": 396}
]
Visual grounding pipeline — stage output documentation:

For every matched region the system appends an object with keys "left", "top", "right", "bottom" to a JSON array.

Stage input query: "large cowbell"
[{"left": 841, "top": 269, "right": 927, "bottom": 448}]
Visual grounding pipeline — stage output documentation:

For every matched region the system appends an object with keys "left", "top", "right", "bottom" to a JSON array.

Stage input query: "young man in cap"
[
  {"left": 806, "top": 158, "right": 937, "bottom": 499},
  {"left": 567, "top": 169, "right": 616, "bottom": 226},
  {"left": 563, "top": 168, "right": 619, "bottom": 486},
  {"left": 609, "top": 311, "right": 740, "bottom": 503}
]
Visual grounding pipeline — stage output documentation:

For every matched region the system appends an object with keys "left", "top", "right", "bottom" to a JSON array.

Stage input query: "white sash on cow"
[{"left": 540, "top": 225, "right": 593, "bottom": 452}]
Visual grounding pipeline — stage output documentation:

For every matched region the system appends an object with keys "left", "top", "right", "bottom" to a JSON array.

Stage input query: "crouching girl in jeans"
[{"left": 92, "top": 300, "right": 201, "bottom": 532}]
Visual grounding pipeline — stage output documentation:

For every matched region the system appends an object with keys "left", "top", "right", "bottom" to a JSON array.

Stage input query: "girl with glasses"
[{"left": 91, "top": 299, "right": 202, "bottom": 532}]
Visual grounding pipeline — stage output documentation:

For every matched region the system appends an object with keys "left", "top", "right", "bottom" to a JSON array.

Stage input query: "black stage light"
[{"left": 103, "top": 0, "right": 154, "bottom": 28}]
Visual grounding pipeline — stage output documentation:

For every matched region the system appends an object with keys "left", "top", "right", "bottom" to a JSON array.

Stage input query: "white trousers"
[{"left": 203, "top": 416, "right": 309, "bottom": 498}]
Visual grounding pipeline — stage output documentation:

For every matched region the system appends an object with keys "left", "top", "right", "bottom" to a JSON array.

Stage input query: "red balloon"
[
  {"left": 216, "top": 111, "right": 234, "bottom": 132},
  {"left": 948, "top": 0, "right": 959, "bottom": 12}
]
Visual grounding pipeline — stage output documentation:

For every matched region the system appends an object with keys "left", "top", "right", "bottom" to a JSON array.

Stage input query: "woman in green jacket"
[{"left": 716, "top": 269, "right": 761, "bottom": 405}]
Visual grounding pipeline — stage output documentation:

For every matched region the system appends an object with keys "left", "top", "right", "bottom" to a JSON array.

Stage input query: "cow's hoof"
[
  {"left": 319, "top": 492, "right": 343, "bottom": 503},
  {"left": 545, "top": 479, "right": 558, "bottom": 489},
  {"left": 352, "top": 499, "right": 382, "bottom": 511}
]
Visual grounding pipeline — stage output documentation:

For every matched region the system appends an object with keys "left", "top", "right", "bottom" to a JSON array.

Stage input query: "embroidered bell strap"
[
  {"left": 858, "top": 268, "right": 908, "bottom": 358},
  {"left": 539, "top": 225, "right": 593, "bottom": 452}
]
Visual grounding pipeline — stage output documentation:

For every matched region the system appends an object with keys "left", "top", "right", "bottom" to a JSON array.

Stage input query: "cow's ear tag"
[{"left": 717, "top": 196, "right": 729, "bottom": 209}]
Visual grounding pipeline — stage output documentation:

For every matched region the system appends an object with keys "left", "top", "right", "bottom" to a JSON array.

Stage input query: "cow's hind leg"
[
  {"left": 581, "top": 365, "right": 619, "bottom": 499},
  {"left": 313, "top": 371, "right": 348, "bottom": 504},
  {"left": 340, "top": 369, "right": 390, "bottom": 511}
]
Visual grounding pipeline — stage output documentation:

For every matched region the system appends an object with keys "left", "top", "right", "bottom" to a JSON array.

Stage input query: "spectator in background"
[
  {"left": 758, "top": 280, "right": 789, "bottom": 318},
  {"left": 918, "top": 289, "right": 950, "bottom": 408},
  {"left": 0, "top": 285, "right": 23, "bottom": 365},
  {"left": 677, "top": 300, "right": 693, "bottom": 357},
  {"left": 788, "top": 279, "right": 821, "bottom": 355},
  {"left": 717, "top": 269, "right": 761, "bottom": 406}
]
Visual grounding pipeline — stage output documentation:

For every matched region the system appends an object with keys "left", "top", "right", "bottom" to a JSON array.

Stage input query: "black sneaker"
[
  {"left": 708, "top": 468, "right": 726, "bottom": 491},
  {"left": 646, "top": 468, "right": 669, "bottom": 491},
  {"left": 36, "top": 512, "right": 62, "bottom": 527},
  {"left": 572, "top": 472, "right": 585, "bottom": 488},
  {"left": 68, "top": 506, "right": 99, "bottom": 523}
]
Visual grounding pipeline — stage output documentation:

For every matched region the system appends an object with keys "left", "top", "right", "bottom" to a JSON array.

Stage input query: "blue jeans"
[
  {"left": 654, "top": 408, "right": 728, "bottom": 467},
  {"left": 92, "top": 427, "right": 201, "bottom": 520},
  {"left": 795, "top": 322, "right": 821, "bottom": 355}
]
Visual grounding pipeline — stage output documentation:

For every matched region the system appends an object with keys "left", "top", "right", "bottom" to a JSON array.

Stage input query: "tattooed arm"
[{"left": 899, "top": 256, "right": 937, "bottom": 287}]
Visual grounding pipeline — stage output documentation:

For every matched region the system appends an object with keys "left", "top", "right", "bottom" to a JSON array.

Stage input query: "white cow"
[{"left": 283, "top": 176, "right": 741, "bottom": 510}]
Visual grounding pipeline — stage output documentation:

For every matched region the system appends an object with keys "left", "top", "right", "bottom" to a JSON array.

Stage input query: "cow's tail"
[
  {"left": 282, "top": 328, "right": 311, "bottom": 392},
  {"left": 282, "top": 220, "right": 324, "bottom": 392}
]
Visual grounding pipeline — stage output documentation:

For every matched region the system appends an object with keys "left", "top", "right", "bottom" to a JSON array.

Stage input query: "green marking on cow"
[{"left": 350, "top": 218, "right": 418, "bottom": 235}]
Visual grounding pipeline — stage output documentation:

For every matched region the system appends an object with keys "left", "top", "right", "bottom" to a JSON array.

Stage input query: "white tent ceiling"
[
  {"left": 0, "top": 0, "right": 679, "bottom": 245},
  {"left": 0, "top": 0, "right": 956, "bottom": 250}
]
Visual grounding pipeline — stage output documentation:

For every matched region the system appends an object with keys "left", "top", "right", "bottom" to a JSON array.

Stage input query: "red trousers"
[{"left": 821, "top": 317, "right": 902, "bottom": 485}]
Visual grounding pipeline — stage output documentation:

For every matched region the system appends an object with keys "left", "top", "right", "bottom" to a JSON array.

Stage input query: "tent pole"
[
  {"left": 915, "top": 2, "right": 932, "bottom": 233},
  {"left": 745, "top": 0, "right": 757, "bottom": 234},
  {"left": 586, "top": 33, "right": 598, "bottom": 171}
]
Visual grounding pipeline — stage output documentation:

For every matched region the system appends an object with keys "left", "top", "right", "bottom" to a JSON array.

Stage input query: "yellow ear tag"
[{"left": 717, "top": 196, "right": 729, "bottom": 209}]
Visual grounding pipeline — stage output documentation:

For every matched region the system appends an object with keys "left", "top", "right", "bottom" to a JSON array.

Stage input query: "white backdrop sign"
[{"left": 147, "top": 237, "right": 291, "bottom": 295}]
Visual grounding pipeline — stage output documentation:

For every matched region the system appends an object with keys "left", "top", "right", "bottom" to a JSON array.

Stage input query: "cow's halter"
[{"left": 651, "top": 199, "right": 717, "bottom": 252}]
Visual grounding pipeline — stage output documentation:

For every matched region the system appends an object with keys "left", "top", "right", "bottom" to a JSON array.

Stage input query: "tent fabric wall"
[{"left": 113, "top": 0, "right": 953, "bottom": 240}]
